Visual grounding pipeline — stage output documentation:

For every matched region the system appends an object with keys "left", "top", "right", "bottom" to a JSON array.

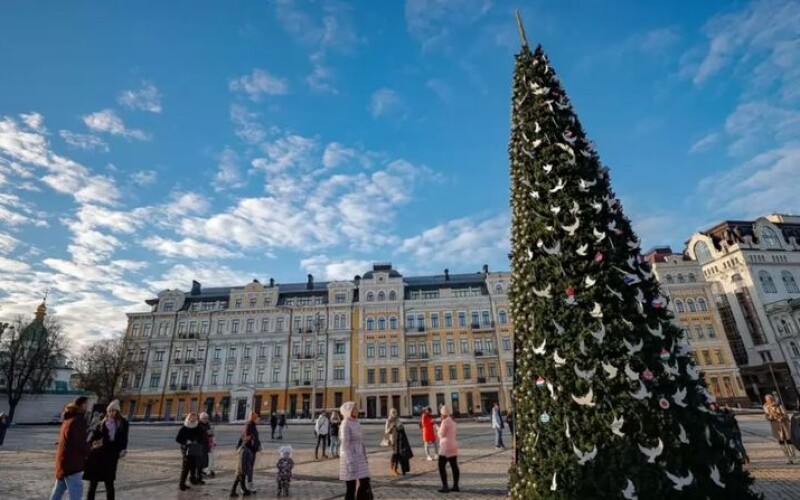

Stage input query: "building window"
[
  {"left": 378, "top": 317, "right": 386, "bottom": 330},
  {"left": 367, "top": 318, "right": 375, "bottom": 331},
  {"left": 782, "top": 271, "right": 800, "bottom": 294},
  {"left": 434, "top": 366, "right": 443, "bottom": 381},
  {"left": 392, "top": 368, "right": 399, "bottom": 383},
  {"left": 445, "top": 313, "right": 453, "bottom": 327},
  {"left": 471, "top": 311, "right": 480, "bottom": 326},
  {"left": 482, "top": 311, "right": 491, "bottom": 325},
  {"left": 759, "top": 271, "right": 778, "bottom": 294},
  {"left": 498, "top": 310, "right": 508, "bottom": 324},
  {"left": 449, "top": 365, "right": 457, "bottom": 380},
  {"left": 458, "top": 312, "right": 466, "bottom": 327},
  {"left": 675, "top": 300, "right": 685, "bottom": 313},
  {"left": 677, "top": 274, "right": 685, "bottom": 284},
  {"left": 229, "top": 347, "right": 237, "bottom": 359},
  {"left": 695, "top": 325, "right": 704, "bottom": 340},
  {"left": 249, "top": 297, "right": 256, "bottom": 308},
  {"left": 246, "top": 319, "right": 254, "bottom": 333},
  {"left": 261, "top": 319, "right": 269, "bottom": 332},
  {"left": 366, "top": 292, "right": 374, "bottom": 302},
  {"left": 379, "top": 369, "right": 387, "bottom": 384},
  {"left": 235, "top": 298, "right": 242, "bottom": 309},
  {"left": 687, "top": 300, "right": 696, "bottom": 312},
  {"left": 225, "top": 371, "right": 233, "bottom": 385},
  {"left": 791, "top": 342, "right": 800, "bottom": 358},
  {"left": 367, "top": 344, "right": 375, "bottom": 358},
  {"left": 149, "top": 374, "right": 161, "bottom": 388},
  {"left": 155, "top": 350, "right": 165, "bottom": 362},
  {"left": 274, "top": 345, "right": 282, "bottom": 358},
  {"left": 666, "top": 275, "right": 674, "bottom": 284},
  {"left": 460, "top": 339, "right": 469, "bottom": 354},
  {"left": 335, "top": 341, "right": 346, "bottom": 354},
  {"left": 697, "top": 298, "right": 708, "bottom": 311},
  {"left": 317, "top": 366, "right": 324, "bottom": 381},
  {"left": 702, "top": 350, "right": 713, "bottom": 365},
  {"left": 408, "top": 343, "right": 416, "bottom": 356},
  {"left": 391, "top": 343, "right": 398, "bottom": 357},
  {"left": 761, "top": 226, "right": 782, "bottom": 249},
  {"left": 276, "top": 318, "right": 284, "bottom": 331},
  {"left": 335, "top": 293, "right": 346, "bottom": 304},
  {"left": 416, "top": 314, "right": 425, "bottom": 328},
  {"left": 379, "top": 343, "right": 387, "bottom": 358},
  {"left": 334, "top": 315, "right": 341, "bottom": 329},
  {"left": 432, "top": 339, "right": 441, "bottom": 355},
  {"left": 694, "top": 241, "right": 713, "bottom": 264},
  {"left": 506, "top": 362, "right": 513, "bottom": 378},
  {"left": 231, "top": 320, "right": 240, "bottom": 333},
  {"left": 334, "top": 367, "right": 345, "bottom": 380},
  {"left": 389, "top": 290, "right": 397, "bottom": 301},
  {"left": 420, "top": 343, "right": 428, "bottom": 357},
  {"left": 431, "top": 314, "right": 440, "bottom": 328},
  {"left": 390, "top": 317, "right": 398, "bottom": 329},
  {"left": 378, "top": 291, "right": 385, "bottom": 301},
  {"left": 463, "top": 365, "right": 471, "bottom": 379},
  {"left": 706, "top": 324, "right": 716, "bottom": 339},
  {"left": 715, "top": 349, "right": 725, "bottom": 364},
  {"left": 272, "top": 369, "right": 280, "bottom": 383},
  {"left": 495, "top": 284, "right": 503, "bottom": 294},
  {"left": 688, "top": 273, "right": 697, "bottom": 283},
  {"left": 502, "top": 336, "right": 511, "bottom": 350},
  {"left": 406, "top": 315, "right": 414, "bottom": 329}
]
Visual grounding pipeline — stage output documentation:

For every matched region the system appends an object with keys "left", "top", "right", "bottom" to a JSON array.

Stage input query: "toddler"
[{"left": 276, "top": 445, "right": 294, "bottom": 497}]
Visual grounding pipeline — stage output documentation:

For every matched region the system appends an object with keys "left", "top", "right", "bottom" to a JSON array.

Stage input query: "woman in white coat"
[{"left": 338, "top": 402, "right": 372, "bottom": 500}]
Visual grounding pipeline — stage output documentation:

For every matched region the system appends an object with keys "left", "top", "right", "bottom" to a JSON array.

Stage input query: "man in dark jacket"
[{"left": 50, "top": 396, "right": 91, "bottom": 500}]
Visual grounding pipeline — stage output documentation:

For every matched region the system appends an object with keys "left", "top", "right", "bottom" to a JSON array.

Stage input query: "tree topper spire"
[{"left": 515, "top": 10, "right": 528, "bottom": 47}]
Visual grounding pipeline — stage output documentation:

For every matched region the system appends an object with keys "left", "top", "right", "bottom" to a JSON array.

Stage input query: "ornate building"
[
  {"left": 645, "top": 247, "right": 749, "bottom": 406},
  {"left": 685, "top": 214, "right": 800, "bottom": 407},
  {"left": 120, "top": 264, "right": 513, "bottom": 421}
]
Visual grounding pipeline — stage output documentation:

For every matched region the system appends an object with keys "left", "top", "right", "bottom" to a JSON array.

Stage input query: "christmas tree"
[{"left": 507, "top": 17, "right": 759, "bottom": 500}]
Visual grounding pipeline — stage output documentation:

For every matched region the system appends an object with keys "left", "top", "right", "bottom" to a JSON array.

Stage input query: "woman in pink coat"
[
  {"left": 437, "top": 405, "right": 460, "bottom": 493},
  {"left": 338, "top": 402, "right": 372, "bottom": 500}
]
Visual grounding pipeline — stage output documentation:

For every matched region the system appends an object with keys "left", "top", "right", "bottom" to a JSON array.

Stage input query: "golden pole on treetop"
[{"left": 515, "top": 10, "right": 528, "bottom": 47}]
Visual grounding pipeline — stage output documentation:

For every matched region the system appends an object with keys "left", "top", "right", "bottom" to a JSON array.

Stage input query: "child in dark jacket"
[
  {"left": 230, "top": 437, "right": 254, "bottom": 497},
  {"left": 276, "top": 445, "right": 294, "bottom": 497}
]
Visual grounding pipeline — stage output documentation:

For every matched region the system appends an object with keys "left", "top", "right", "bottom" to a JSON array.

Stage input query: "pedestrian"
[
  {"left": 270, "top": 412, "right": 278, "bottom": 440},
  {"left": 491, "top": 402, "right": 506, "bottom": 449},
  {"left": 437, "top": 405, "right": 460, "bottom": 494},
  {"left": 276, "top": 445, "right": 294, "bottom": 497},
  {"left": 176, "top": 412, "right": 207, "bottom": 491},
  {"left": 393, "top": 416, "right": 414, "bottom": 475},
  {"left": 315, "top": 411, "right": 331, "bottom": 459},
  {"left": 241, "top": 411, "right": 262, "bottom": 492},
  {"left": 384, "top": 408, "right": 402, "bottom": 475},
  {"left": 339, "top": 401, "right": 372, "bottom": 500},
  {"left": 419, "top": 406, "right": 438, "bottom": 461},
  {"left": 50, "top": 396, "right": 91, "bottom": 500},
  {"left": 330, "top": 410, "right": 342, "bottom": 457},
  {"left": 277, "top": 412, "right": 287, "bottom": 439},
  {"left": 506, "top": 410, "right": 514, "bottom": 435},
  {"left": 230, "top": 435, "right": 254, "bottom": 497},
  {"left": 764, "top": 394, "right": 796, "bottom": 464},
  {"left": 83, "top": 400, "right": 129, "bottom": 500},
  {"left": 199, "top": 412, "right": 216, "bottom": 478},
  {"left": 720, "top": 404, "right": 749, "bottom": 464},
  {"left": 0, "top": 412, "right": 9, "bottom": 446}
]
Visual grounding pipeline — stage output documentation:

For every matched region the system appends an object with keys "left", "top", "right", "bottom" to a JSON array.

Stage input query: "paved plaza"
[{"left": 0, "top": 415, "right": 798, "bottom": 499}]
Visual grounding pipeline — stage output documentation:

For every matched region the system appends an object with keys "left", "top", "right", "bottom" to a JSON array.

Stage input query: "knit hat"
[
  {"left": 107, "top": 400, "right": 121, "bottom": 413},
  {"left": 439, "top": 405, "right": 450, "bottom": 416},
  {"left": 279, "top": 445, "right": 293, "bottom": 458},
  {"left": 199, "top": 412, "right": 209, "bottom": 422}
]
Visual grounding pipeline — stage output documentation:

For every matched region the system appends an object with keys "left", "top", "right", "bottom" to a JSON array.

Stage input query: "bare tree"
[
  {"left": 74, "top": 333, "right": 142, "bottom": 405},
  {"left": 0, "top": 315, "right": 69, "bottom": 424}
]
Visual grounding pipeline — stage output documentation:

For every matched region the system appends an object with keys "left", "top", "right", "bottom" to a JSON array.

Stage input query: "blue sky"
[{"left": 1, "top": 0, "right": 799, "bottom": 342}]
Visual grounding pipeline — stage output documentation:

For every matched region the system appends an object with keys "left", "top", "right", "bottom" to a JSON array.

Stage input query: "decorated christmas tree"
[{"left": 507, "top": 17, "right": 759, "bottom": 500}]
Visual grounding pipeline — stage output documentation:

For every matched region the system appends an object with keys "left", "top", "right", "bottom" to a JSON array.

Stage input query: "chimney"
[
  {"left": 354, "top": 275, "right": 361, "bottom": 285},
  {"left": 482, "top": 264, "right": 489, "bottom": 274},
  {"left": 307, "top": 274, "right": 314, "bottom": 290},
  {"left": 252, "top": 278, "right": 260, "bottom": 284},
  {"left": 191, "top": 280, "right": 202, "bottom": 295},
  {"left": 444, "top": 269, "right": 450, "bottom": 281},
  {"left": 269, "top": 278, "right": 275, "bottom": 287}
]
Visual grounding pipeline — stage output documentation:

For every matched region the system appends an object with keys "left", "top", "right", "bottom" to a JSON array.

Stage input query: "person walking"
[
  {"left": 506, "top": 410, "right": 514, "bottom": 436},
  {"left": 420, "top": 407, "right": 438, "bottom": 461},
  {"left": 491, "top": 402, "right": 506, "bottom": 449},
  {"left": 315, "top": 411, "right": 331, "bottom": 459},
  {"left": 0, "top": 412, "right": 9, "bottom": 446},
  {"left": 764, "top": 394, "right": 796, "bottom": 464},
  {"left": 241, "top": 411, "right": 262, "bottom": 492},
  {"left": 384, "top": 408, "right": 403, "bottom": 475},
  {"left": 176, "top": 413, "right": 207, "bottom": 491},
  {"left": 199, "top": 412, "right": 216, "bottom": 478},
  {"left": 270, "top": 412, "right": 278, "bottom": 440},
  {"left": 437, "top": 405, "right": 460, "bottom": 494},
  {"left": 83, "top": 400, "right": 129, "bottom": 500},
  {"left": 229, "top": 435, "right": 254, "bottom": 497},
  {"left": 330, "top": 410, "right": 342, "bottom": 457},
  {"left": 277, "top": 412, "right": 287, "bottom": 440},
  {"left": 393, "top": 416, "right": 414, "bottom": 475},
  {"left": 339, "top": 401, "right": 372, "bottom": 500},
  {"left": 50, "top": 396, "right": 91, "bottom": 500}
]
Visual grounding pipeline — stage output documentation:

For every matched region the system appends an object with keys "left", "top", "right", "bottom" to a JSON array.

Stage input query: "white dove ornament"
[
  {"left": 602, "top": 361, "right": 618, "bottom": 379},
  {"left": 572, "top": 388, "right": 596, "bottom": 407},
  {"left": 709, "top": 465, "right": 725, "bottom": 488},
  {"left": 573, "top": 444, "right": 598, "bottom": 465},
  {"left": 638, "top": 438, "right": 664, "bottom": 463},
  {"left": 630, "top": 381, "right": 651, "bottom": 400},
  {"left": 590, "top": 302, "right": 603, "bottom": 318},
  {"left": 664, "top": 470, "right": 694, "bottom": 491},
  {"left": 611, "top": 415, "right": 625, "bottom": 437},
  {"left": 621, "top": 479, "right": 637, "bottom": 500}
]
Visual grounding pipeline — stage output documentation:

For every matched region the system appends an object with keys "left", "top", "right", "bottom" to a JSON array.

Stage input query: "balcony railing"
[
  {"left": 407, "top": 352, "right": 430, "bottom": 360},
  {"left": 474, "top": 350, "right": 497, "bottom": 357},
  {"left": 408, "top": 380, "right": 430, "bottom": 387},
  {"left": 477, "top": 377, "right": 486, "bottom": 383},
  {"left": 169, "top": 383, "right": 193, "bottom": 392},
  {"left": 471, "top": 322, "right": 495, "bottom": 331},
  {"left": 177, "top": 332, "right": 198, "bottom": 340}
]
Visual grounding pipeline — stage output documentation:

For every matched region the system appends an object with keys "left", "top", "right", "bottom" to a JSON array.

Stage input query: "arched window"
[
  {"left": 666, "top": 275, "right": 674, "bottom": 284},
  {"left": 688, "top": 273, "right": 696, "bottom": 283},
  {"left": 334, "top": 315, "right": 341, "bottom": 329},
  {"left": 761, "top": 226, "right": 782, "bottom": 249},
  {"left": 781, "top": 318, "right": 793, "bottom": 335},
  {"left": 790, "top": 341, "right": 800, "bottom": 358},
  {"left": 759, "top": 271, "right": 778, "bottom": 293},
  {"left": 378, "top": 317, "right": 386, "bottom": 330},
  {"left": 389, "top": 317, "right": 398, "bottom": 330},
  {"left": 697, "top": 298, "right": 708, "bottom": 311},
  {"left": 694, "top": 241, "right": 713, "bottom": 264},
  {"left": 783, "top": 271, "right": 800, "bottom": 294},
  {"left": 366, "top": 292, "right": 374, "bottom": 302},
  {"left": 675, "top": 300, "right": 685, "bottom": 313},
  {"left": 495, "top": 284, "right": 503, "bottom": 294},
  {"left": 378, "top": 291, "right": 385, "bottom": 301},
  {"left": 388, "top": 290, "right": 397, "bottom": 301},
  {"left": 677, "top": 274, "right": 685, "bottom": 284},
  {"left": 342, "top": 315, "right": 348, "bottom": 328},
  {"left": 366, "top": 318, "right": 375, "bottom": 330},
  {"left": 498, "top": 310, "right": 508, "bottom": 324},
  {"left": 687, "top": 299, "right": 697, "bottom": 312}
]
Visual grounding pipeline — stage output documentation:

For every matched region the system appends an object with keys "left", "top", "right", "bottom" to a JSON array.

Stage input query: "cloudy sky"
[{"left": 1, "top": 0, "right": 799, "bottom": 343}]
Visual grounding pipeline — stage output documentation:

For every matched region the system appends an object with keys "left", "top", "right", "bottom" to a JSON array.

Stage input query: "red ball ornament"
[
  {"left": 566, "top": 287, "right": 576, "bottom": 297},
  {"left": 642, "top": 369, "right": 654, "bottom": 381},
  {"left": 594, "top": 252, "right": 604, "bottom": 262},
  {"left": 659, "top": 398, "right": 670, "bottom": 410}
]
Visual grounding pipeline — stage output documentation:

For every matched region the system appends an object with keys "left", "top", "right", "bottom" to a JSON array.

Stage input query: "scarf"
[{"left": 105, "top": 417, "right": 118, "bottom": 441}]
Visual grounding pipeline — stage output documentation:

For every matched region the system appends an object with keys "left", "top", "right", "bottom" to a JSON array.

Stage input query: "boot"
[{"left": 180, "top": 484, "right": 190, "bottom": 491}]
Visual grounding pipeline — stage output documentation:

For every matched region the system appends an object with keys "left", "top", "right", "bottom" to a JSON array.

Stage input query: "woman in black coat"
[
  {"left": 394, "top": 424, "right": 414, "bottom": 475},
  {"left": 176, "top": 413, "right": 207, "bottom": 491},
  {"left": 83, "top": 400, "right": 129, "bottom": 500}
]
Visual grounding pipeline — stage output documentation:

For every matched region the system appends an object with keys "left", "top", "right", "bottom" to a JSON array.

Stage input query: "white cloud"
[
  {"left": 214, "top": 147, "right": 245, "bottom": 191},
  {"left": 83, "top": 109, "right": 149, "bottom": 141},
  {"left": 251, "top": 134, "right": 318, "bottom": 174},
  {"left": 0, "top": 193, "right": 48, "bottom": 227},
  {"left": 637, "top": 27, "right": 681, "bottom": 55},
  {"left": 724, "top": 101, "right": 800, "bottom": 156},
  {"left": 369, "top": 88, "right": 405, "bottom": 119},
  {"left": 0, "top": 255, "right": 30, "bottom": 272},
  {"left": 59, "top": 130, "right": 109, "bottom": 152},
  {"left": 164, "top": 191, "right": 211, "bottom": 217},
  {"left": 230, "top": 104, "right": 268, "bottom": 145},
  {"left": 118, "top": 81, "right": 162, "bottom": 113},
  {"left": 688, "top": 132, "right": 720, "bottom": 154},
  {"left": 426, "top": 78, "right": 453, "bottom": 103},
  {"left": 146, "top": 263, "right": 255, "bottom": 292},
  {"left": 0, "top": 232, "right": 20, "bottom": 254},
  {"left": 321, "top": 142, "right": 375, "bottom": 169},
  {"left": 20, "top": 112, "right": 45, "bottom": 132},
  {"left": 229, "top": 68, "right": 289, "bottom": 101},
  {"left": 400, "top": 213, "right": 509, "bottom": 267},
  {"left": 130, "top": 169, "right": 157, "bottom": 186},
  {"left": 404, "top": 0, "right": 492, "bottom": 51},
  {"left": 142, "top": 235, "right": 241, "bottom": 259},
  {"left": 273, "top": 0, "right": 361, "bottom": 54},
  {"left": 306, "top": 52, "right": 338, "bottom": 94},
  {"left": 300, "top": 254, "right": 371, "bottom": 281}
]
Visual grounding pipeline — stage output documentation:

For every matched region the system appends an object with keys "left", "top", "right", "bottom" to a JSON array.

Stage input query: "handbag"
[{"left": 379, "top": 438, "right": 390, "bottom": 447}]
